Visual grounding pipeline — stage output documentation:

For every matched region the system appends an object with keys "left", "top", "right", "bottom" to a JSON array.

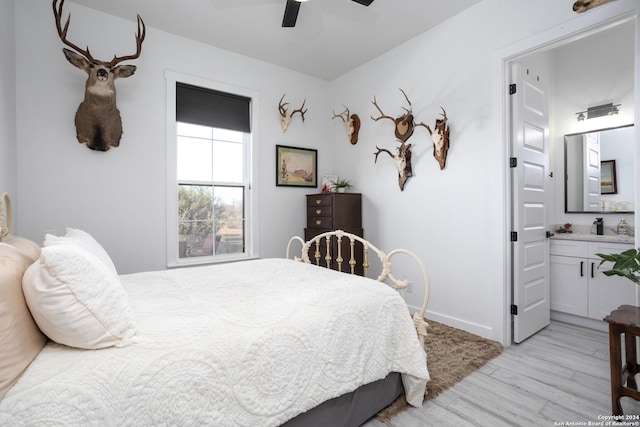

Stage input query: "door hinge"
[
  {"left": 509, "top": 84, "right": 517, "bottom": 95},
  {"left": 510, "top": 157, "right": 517, "bottom": 168},
  {"left": 510, "top": 231, "right": 518, "bottom": 242},
  {"left": 511, "top": 304, "right": 518, "bottom": 315}
]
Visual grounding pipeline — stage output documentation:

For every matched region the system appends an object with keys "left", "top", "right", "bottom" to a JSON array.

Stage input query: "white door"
[
  {"left": 583, "top": 132, "right": 601, "bottom": 211},
  {"left": 510, "top": 62, "right": 551, "bottom": 343}
]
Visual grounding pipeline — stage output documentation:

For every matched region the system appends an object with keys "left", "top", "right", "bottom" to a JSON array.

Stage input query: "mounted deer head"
[
  {"left": 572, "top": 0, "right": 618, "bottom": 13},
  {"left": 278, "top": 94, "right": 307, "bottom": 133},
  {"left": 332, "top": 106, "right": 361, "bottom": 145},
  {"left": 53, "top": 0, "right": 145, "bottom": 151},
  {"left": 425, "top": 107, "right": 450, "bottom": 170}
]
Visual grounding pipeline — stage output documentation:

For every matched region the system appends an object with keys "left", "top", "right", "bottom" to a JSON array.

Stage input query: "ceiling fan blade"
[
  {"left": 282, "top": 0, "right": 301, "bottom": 27},
  {"left": 351, "top": 0, "right": 374, "bottom": 5}
]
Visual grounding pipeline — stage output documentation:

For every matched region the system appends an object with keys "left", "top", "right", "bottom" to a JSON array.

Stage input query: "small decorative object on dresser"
[
  {"left": 321, "top": 174, "right": 338, "bottom": 193},
  {"left": 331, "top": 179, "right": 352, "bottom": 193},
  {"left": 305, "top": 192, "right": 363, "bottom": 274}
]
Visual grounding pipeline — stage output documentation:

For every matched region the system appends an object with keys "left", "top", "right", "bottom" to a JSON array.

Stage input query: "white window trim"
[{"left": 165, "top": 70, "right": 260, "bottom": 268}]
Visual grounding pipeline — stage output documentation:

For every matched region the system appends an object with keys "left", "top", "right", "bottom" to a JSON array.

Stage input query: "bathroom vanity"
[{"left": 550, "top": 234, "right": 637, "bottom": 331}]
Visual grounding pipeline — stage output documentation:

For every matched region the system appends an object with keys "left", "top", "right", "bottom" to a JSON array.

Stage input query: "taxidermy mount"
[{"left": 53, "top": 0, "right": 145, "bottom": 151}]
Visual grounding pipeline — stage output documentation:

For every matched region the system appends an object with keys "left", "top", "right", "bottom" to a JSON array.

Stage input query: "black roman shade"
[{"left": 176, "top": 82, "right": 251, "bottom": 133}]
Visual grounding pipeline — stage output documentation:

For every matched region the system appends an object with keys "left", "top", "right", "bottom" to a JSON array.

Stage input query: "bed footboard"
[{"left": 286, "top": 230, "right": 429, "bottom": 346}]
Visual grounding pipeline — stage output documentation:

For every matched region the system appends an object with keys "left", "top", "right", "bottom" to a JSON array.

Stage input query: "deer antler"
[
  {"left": 278, "top": 94, "right": 290, "bottom": 117},
  {"left": 370, "top": 96, "right": 395, "bottom": 122},
  {"left": 109, "top": 15, "right": 146, "bottom": 67},
  {"left": 332, "top": 106, "right": 349, "bottom": 122},
  {"left": 52, "top": 0, "right": 95, "bottom": 62},
  {"left": 374, "top": 146, "right": 395, "bottom": 163},
  {"left": 399, "top": 88, "right": 412, "bottom": 113},
  {"left": 290, "top": 99, "right": 307, "bottom": 122}
]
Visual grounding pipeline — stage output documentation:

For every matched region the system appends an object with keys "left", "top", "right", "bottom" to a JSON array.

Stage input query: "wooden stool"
[{"left": 604, "top": 305, "right": 640, "bottom": 415}]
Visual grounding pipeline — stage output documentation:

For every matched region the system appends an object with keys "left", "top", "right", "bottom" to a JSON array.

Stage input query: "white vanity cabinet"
[{"left": 550, "top": 239, "right": 637, "bottom": 327}]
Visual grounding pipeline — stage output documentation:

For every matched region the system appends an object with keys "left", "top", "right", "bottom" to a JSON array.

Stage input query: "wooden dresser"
[{"left": 305, "top": 193, "right": 363, "bottom": 274}]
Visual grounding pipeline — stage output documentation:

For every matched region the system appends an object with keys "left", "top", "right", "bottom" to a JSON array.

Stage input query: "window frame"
[{"left": 165, "top": 71, "right": 259, "bottom": 267}]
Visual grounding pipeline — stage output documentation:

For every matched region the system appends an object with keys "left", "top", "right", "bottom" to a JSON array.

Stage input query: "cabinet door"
[
  {"left": 550, "top": 255, "right": 588, "bottom": 316},
  {"left": 588, "top": 260, "right": 637, "bottom": 320}
]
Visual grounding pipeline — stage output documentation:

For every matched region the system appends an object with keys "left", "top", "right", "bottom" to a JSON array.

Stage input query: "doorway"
[{"left": 500, "top": 10, "right": 639, "bottom": 345}]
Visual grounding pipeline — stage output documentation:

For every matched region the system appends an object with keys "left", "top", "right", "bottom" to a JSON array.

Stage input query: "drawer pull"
[
  {"left": 316, "top": 209, "right": 321, "bottom": 215},
  {"left": 315, "top": 199, "right": 322, "bottom": 205},
  {"left": 315, "top": 220, "right": 322, "bottom": 225}
]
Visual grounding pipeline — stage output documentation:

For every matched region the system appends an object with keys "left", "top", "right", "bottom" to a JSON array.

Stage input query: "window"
[{"left": 166, "top": 72, "right": 258, "bottom": 266}]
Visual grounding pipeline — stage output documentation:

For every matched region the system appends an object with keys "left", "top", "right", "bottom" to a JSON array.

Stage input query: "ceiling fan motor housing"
[{"left": 283, "top": 0, "right": 374, "bottom": 28}]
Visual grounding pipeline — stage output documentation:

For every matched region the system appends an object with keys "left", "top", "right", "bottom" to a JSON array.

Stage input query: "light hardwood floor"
[{"left": 365, "top": 321, "right": 640, "bottom": 427}]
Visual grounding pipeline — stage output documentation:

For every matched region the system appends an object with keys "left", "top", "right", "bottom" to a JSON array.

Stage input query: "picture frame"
[
  {"left": 601, "top": 160, "right": 618, "bottom": 194},
  {"left": 276, "top": 145, "right": 318, "bottom": 187}
]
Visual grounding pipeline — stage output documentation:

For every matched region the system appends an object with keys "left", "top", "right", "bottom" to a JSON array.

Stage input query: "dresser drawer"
[
  {"left": 307, "top": 194, "right": 332, "bottom": 207},
  {"left": 307, "top": 206, "right": 332, "bottom": 218},
  {"left": 308, "top": 217, "right": 333, "bottom": 229}
]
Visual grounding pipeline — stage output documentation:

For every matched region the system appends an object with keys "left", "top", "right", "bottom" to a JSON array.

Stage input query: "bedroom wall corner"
[
  {"left": 13, "top": 0, "right": 333, "bottom": 273},
  {"left": 0, "top": 0, "right": 17, "bottom": 208},
  {"left": 327, "top": 0, "right": 640, "bottom": 344}
]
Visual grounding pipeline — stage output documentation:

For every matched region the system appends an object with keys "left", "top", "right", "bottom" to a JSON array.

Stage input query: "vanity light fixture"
[{"left": 576, "top": 103, "right": 620, "bottom": 121}]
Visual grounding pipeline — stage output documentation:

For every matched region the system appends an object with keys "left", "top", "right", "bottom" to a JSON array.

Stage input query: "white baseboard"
[
  {"left": 410, "top": 307, "right": 497, "bottom": 342},
  {"left": 550, "top": 311, "right": 608, "bottom": 333}
]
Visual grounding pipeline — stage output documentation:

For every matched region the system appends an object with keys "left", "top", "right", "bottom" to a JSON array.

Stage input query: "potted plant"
[
  {"left": 597, "top": 248, "right": 640, "bottom": 285},
  {"left": 331, "top": 179, "right": 352, "bottom": 193}
]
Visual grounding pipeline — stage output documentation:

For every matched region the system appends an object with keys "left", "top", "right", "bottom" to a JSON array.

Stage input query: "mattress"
[{"left": 0, "top": 258, "right": 428, "bottom": 426}]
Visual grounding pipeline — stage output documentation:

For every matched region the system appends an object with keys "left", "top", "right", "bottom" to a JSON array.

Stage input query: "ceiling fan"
[{"left": 282, "top": 0, "right": 375, "bottom": 28}]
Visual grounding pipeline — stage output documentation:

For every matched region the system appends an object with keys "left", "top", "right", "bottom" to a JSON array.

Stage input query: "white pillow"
[
  {"left": 22, "top": 244, "right": 136, "bottom": 349},
  {"left": 44, "top": 227, "right": 117, "bottom": 276}
]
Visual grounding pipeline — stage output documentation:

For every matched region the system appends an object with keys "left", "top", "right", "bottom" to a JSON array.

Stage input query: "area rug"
[{"left": 376, "top": 319, "right": 504, "bottom": 422}]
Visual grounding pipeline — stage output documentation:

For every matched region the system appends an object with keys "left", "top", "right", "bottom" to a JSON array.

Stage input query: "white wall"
[
  {"left": 14, "top": 0, "right": 330, "bottom": 274},
  {"left": 328, "top": 0, "right": 639, "bottom": 340},
  {"left": 10, "top": 0, "right": 640, "bottom": 343},
  {"left": 0, "top": 0, "right": 17, "bottom": 207}
]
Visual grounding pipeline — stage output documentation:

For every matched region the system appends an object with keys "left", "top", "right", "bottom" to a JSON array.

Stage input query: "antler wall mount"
[
  {"left": 426, "top": 107, "right": 450, "bottom": 170},
  {"left": 332, "top": 106, "right": 361, "bottom": 145},
  {"left": 371, "top": 89, "right": 451, "bottom": 190},
  {"left": 278, "top": 94, "right": 307, "bottom": 133},
  {"left": 370, "top": 89, "right": 430, "bottom": 191},
  {"left": 572, "top": 0, "right": 618, "bottom": 13},
  {"left": 53, "top": 0, "right": 145, "bottom": 152}
]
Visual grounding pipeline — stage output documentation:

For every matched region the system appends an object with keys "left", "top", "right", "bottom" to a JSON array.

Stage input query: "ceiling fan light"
[{"left": 295, "top": 0, "right": 309, "bottom": 2}]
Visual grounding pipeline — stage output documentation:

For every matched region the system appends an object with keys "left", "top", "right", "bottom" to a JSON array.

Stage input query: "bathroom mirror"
[{"left": 564, "top": 124, "right": 634, "bottom": 213}]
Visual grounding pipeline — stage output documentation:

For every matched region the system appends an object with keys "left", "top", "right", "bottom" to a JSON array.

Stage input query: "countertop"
[{"left": 551, "top": 232, "right": 635, "bottom": 244}]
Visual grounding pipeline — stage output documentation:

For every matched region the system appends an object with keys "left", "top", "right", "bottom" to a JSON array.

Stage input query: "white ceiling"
[{"left": 69, "top": 0, "right": 483, "bottom": 81}]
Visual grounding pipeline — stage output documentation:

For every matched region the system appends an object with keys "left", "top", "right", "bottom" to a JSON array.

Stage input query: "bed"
[{"left": 0, "top": 192, "right": 430, "bottom": 426}]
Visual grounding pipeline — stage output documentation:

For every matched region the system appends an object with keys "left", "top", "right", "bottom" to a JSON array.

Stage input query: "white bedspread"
[{"left": 0, "top": 258, "right": 428, "bottom": 426}]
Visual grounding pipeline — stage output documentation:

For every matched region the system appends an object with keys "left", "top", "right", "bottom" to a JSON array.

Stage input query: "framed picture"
[
  {"left": 601, "top": 160, "right": 617, "bottom": 194},
  {"left": 276, "top": 145, "right": 318, "bottom": 187}
]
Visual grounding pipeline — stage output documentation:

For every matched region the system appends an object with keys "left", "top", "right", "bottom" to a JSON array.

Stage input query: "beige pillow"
[
  {"left": 22, "top": 244, "right": 136, "bottom": 350},
  {"left": 44, "top": 227, "right": 117, "bottom": 276},
  {"left": 0, "top": 246, "right": 47, "bottom": 400},
  {"left": 0, "top": 235, "right": 42, "bottom": 262}
]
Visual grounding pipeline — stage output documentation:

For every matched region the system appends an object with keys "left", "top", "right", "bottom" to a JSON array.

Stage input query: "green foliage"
[
  {"left": 331, "top": 179, "right": 352, "bottom": 188},
  {"left": 596, "top": 248, "right": 640, "bottom": 285},
  {"left": 178, "top": 185, "right": 244, "bottom": 254},
  {"left": 178, "top": 186, "right": 213, "bottom": 246}
]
